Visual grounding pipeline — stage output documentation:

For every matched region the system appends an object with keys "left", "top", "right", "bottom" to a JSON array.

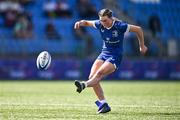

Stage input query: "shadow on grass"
[
  {"left": 140, "top": 112, "right": 180, "bottom": 116},
  {"left": 109, "top": 111, "right": 180, "bottom": 116}
]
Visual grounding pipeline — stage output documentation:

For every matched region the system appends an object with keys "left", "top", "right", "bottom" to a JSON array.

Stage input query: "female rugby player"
[{"left": 74, "top": 8, "right": 147, "bottom": 113}]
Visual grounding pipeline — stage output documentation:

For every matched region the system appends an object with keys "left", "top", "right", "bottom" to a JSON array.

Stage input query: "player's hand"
[
  {"left": 140, "top": 45, "right": 148, "bottom": 55},
  {"left": 74, "top": 21, "right": 81, "bottom": 29}
]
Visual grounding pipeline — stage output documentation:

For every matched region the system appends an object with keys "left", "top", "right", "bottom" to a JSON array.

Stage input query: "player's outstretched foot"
[
  {"left": 97, "top": 103, "right": 111, "bottom": 114},
  {"left": 74, "top": 80, "right": 85, "bottom": 93}
]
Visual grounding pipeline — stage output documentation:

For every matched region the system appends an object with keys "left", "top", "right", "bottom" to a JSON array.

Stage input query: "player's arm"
[
  {"left": 129, "top": 25, "right": 148, "bottom": 54},
  {"left": 74, "top": 20, "right": 95, "bottom": 29}
]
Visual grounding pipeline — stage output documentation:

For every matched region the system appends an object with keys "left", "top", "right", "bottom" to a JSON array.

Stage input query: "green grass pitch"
[{"left": 0, "top": 81, "right": 180, "bottom": 120}]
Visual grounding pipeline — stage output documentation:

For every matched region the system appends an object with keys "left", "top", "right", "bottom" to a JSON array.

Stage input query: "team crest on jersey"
[
  {"left": 106, "top": 37, "right": 110, "bottom": 41},
  {"left": 112, "top": 30, "right": 118, "bottom": 37}
]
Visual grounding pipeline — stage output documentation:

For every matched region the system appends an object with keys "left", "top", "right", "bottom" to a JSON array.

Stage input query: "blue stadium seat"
[
  {"left": 118, "top": 0, "right": 180, "bottom": 43},
  {"left": 0, "top": 0, "right": 179, "bottom": 55}
]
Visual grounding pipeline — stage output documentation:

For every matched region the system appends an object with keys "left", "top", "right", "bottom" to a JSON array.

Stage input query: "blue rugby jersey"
[{"left": 93, "top": 20, "right": 129, "bottom": 55}]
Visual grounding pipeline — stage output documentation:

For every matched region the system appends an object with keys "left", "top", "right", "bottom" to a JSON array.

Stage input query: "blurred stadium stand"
[
  {"left": 0, "top": 0, "right": 179, "bottom": 80},
  {"left": 0, "top": 0, "right": 179, "bottom": 57},
  {"left": 0, "top": 0, "right": 104, "bottom": 56}
]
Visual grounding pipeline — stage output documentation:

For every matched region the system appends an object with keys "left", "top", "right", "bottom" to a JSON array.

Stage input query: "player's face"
[{"left": 99, "top": 16, "right": 113, "bottom": 28}]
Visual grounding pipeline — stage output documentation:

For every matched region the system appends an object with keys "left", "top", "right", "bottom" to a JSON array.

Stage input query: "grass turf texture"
[{"left": 0, "top": 81, "right": 180, "bottom": 120}]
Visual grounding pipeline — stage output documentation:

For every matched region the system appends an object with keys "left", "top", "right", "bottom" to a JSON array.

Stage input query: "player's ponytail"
[{"left": 98, "top": 9, "right": 113, "bottom": 18}]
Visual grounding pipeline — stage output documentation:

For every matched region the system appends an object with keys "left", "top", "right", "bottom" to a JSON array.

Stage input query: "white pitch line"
[{"left": 1, "top": 103, "right": 180, "bottom": 108}]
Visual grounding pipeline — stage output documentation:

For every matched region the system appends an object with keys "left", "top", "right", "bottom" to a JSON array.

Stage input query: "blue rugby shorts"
[{"left": 97, "top": 52, "right": 122, "bottom": 69}]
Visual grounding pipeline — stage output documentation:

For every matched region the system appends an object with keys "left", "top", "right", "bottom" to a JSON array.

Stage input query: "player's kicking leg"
[
  {"left": 86, "top": 61, "right": 115, "bottom": 87},
  {"left": 75, "top": 59, "right": 104, "bottom": 94},
  {"left": 75, "top": 61, "right": 115, "bottom": 91},
  {"left": 75, "top": 60, "right": 115, "bottom": 113}
]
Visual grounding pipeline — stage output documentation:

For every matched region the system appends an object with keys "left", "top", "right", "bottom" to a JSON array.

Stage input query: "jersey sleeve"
[
  {"left": 91, "top": 20, "right": 101, "bottom": 29},
  {"left": 117, "top": 21, "right": 130, "bottom": 33}
]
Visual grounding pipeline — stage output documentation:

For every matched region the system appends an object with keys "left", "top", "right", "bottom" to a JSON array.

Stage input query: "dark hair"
[{"left": 98, "top": 9, "right": 113, "bottom": 18}]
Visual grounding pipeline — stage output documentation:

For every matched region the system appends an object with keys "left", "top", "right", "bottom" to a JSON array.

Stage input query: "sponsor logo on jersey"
[{"left": 112, "top": 30, "right": 118, "bottom": 37}]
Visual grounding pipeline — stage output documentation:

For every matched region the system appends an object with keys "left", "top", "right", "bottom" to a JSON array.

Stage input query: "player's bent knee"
[{"left": 95, "top": 70, "right": 105, "bottom": 79}]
